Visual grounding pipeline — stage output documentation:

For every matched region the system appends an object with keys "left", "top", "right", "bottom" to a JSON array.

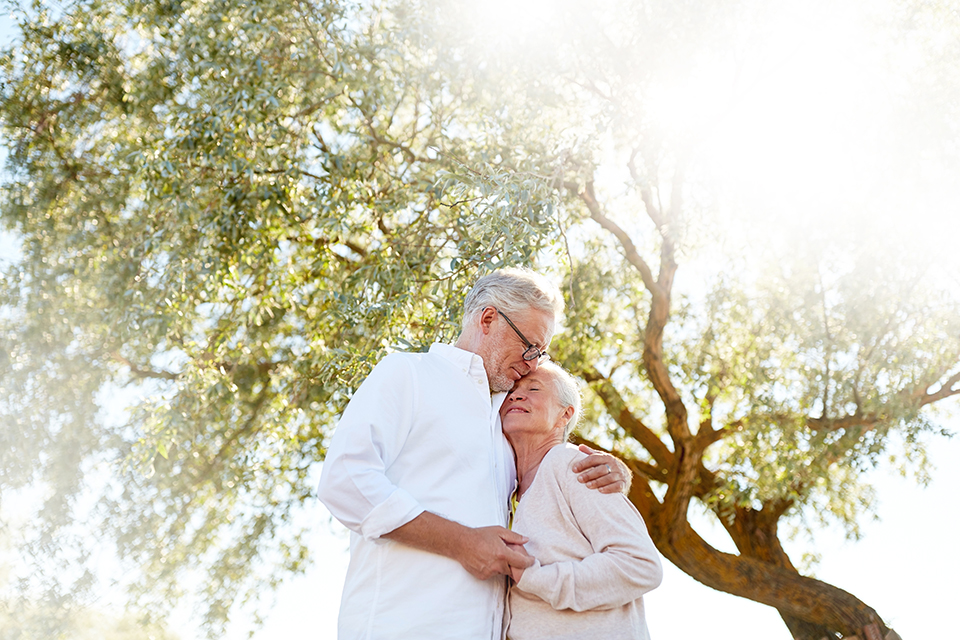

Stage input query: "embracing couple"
[{"left": 318, "top": 268, "right": 663, "bottom": 640}]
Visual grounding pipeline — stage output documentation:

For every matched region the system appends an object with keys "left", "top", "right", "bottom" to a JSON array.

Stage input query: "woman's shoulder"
[{"left": 540, "top": 442, "right": 588, "bottom": 478}]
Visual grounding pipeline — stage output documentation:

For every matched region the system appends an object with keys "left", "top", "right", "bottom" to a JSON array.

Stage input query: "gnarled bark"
[{"left": 636, "top": 472, "right": 890, "bottom": 637}]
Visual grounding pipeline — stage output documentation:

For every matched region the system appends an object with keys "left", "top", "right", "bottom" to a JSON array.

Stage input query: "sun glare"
[
  {"left": 641, "top": 1, "right": 960, "bottom": 271},
  {"left": 444, "top": 0, "right": 959, "bottom": 283},
  {"left": 460, "top": 0, "right": 554, "bottom": 44}
]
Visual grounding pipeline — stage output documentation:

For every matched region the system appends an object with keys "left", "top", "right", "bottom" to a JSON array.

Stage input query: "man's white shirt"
[{"left": 317, "top": 343, "right": 516, "bottom": 640}]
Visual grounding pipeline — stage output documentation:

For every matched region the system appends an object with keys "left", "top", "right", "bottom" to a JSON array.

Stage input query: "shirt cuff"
[
  {"left": 359, "top": 487, "right": 424, "bottom": 541},
  {"left": 516, "top": 558, "right": 546, "bottom": 593}
]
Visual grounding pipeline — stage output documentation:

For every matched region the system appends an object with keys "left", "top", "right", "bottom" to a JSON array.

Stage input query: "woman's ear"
[{"left": 556, "top": 405, "right": 575, "bottom": 430}]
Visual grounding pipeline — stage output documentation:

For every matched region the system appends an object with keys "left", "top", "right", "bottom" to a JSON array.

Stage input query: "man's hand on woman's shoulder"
[{"left": 572, "top": 444, "right": 632, "bottom": 494}]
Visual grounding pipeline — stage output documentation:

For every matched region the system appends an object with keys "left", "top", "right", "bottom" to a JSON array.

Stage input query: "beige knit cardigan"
[{"left": 507, "top": 444, "right": 663, "bottom": 640}]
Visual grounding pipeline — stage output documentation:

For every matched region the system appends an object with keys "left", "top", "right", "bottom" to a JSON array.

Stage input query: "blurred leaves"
[
  {"left": 2, "top": 0, "right": 960, "bottom": 635},
  {"left": 0, "top": 0, "right": 555, "bottom": 632}
]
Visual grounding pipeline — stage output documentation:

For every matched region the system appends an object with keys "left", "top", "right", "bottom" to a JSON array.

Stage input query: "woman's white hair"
[
  {"left": 462, "top": 268, "right": 564, "bottom": 330},
  {"left": 537, "top": 361, "right": 582, "bottom": 440}
]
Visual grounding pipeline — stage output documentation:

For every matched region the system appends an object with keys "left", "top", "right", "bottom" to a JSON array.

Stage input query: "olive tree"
[
  {"left": 2, "top": 0, "right": 958, "bottom": 638},
  {"left": 414, "top": 1, "right": 960, "bottom": 638}
]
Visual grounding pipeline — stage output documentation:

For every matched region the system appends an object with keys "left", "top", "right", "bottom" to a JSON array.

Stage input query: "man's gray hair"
[
  {"left": 462, "top": 268, "right": 564, "bottom": 330},
  {"left": 538, "top": 361, "right": 582, "bottom": 440}
]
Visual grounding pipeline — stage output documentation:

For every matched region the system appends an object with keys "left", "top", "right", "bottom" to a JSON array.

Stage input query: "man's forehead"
[{"left": 516, "top": 308, "right": 555, "bottom": 344}]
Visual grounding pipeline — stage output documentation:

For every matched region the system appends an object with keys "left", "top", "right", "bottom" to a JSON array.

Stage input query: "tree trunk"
[
  {"left": 722, "top": 503, "right": 894, "bottom": 640},
  {"left": 627, "top": 476, "right": 894, "bottom": 639},
  {"left": 723, "top": 504, "right": 839, "bottom": 639}
]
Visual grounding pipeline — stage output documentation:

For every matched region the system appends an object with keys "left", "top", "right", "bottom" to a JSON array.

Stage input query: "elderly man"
[{"left": 317, "top": 268, "right": 627, "bottom": 640}]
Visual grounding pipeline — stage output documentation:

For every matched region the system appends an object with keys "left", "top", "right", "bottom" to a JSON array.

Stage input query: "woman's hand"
[
  {"left": 458, "top": 526, "right": 533, "bottom": 580},
  {"left": 573, "top": 444, "right": 632, "bottom": 494},
  {"left": 506, "top": 543, "right": 529, "bottom": 583}
]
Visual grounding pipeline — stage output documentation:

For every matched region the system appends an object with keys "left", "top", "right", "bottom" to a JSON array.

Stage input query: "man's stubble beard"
[
  {"left": 489, "top": 370, "right": 515, "bottom": 394},
  {"left": 485, "top": 335, "right": 519, "bottom": 394}
]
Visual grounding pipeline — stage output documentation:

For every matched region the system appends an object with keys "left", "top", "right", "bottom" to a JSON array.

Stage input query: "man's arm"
[
  {"left": 572, "top": 444, "right": 633, "bottom": 494},
  {"left": 383, "top": 512, "right": 534, "bottom": 581},
  {"left": 317, "top": 355, "right": 425, "bottom": 538},
  {"left": 318, "top": 355, "right": 533, "bottom": 580}
]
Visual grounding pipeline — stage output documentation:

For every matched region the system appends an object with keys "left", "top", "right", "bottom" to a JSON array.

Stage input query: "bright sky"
[{"left": 2, "top": 1, "right": 959, "bottom": 638}]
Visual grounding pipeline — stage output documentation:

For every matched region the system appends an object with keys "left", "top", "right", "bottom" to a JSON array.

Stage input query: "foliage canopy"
[{"left": 2, "top": 0, "right": 959, "bottom": 638}]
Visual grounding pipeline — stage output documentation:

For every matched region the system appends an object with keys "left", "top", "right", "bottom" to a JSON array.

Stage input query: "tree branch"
[
  {"left": 919, "top": 369, "right": 960, "bottom": 407},
  {"left": 806, "top": 412, "right": 880, "bottom": 433},
  {"left": 569, "top": 166, "right": 691, "bottom": 513},
  {"left": 113, "top": 352, "right": 179, "bottom": 380},
  {"left": 191, "top": 385, "right": 272, "bottom": 489},
  {"left": 579, "top": 367, "right": 675, "bottom": 470},
  {"left": 626, "top": 148, "right": 666, "bottom": 229},
  {"left": 625, "top": 467, "right": 664, "bottom": 522},
  {"left": 566, "top": 179, "right": 659, "bottom": 296},
  {"left": 806, "top": 366, "right": 960, "bottom": 432}
]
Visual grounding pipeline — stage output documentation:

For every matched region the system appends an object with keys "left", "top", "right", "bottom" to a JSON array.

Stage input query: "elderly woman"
[{"left": 501, "top": 361, "right": 663, "bottom": 640}]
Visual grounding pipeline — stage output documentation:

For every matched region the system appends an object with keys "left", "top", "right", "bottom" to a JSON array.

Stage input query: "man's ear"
[{"left": 478, "top": 306, "right": 498, "bottom": 335}]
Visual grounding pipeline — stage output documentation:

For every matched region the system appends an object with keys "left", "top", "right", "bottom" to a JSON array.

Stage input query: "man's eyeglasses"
[{"left": 495, "top": 308, "right": 548, "bottom": 362}]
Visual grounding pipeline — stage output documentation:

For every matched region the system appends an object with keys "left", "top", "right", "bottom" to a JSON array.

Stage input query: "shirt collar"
[
  {"left": 429, "top": 343, "right": 508, "bottom": 412},
  {"left": 430, "top": 343, "right": 486, "bottom": 379}
]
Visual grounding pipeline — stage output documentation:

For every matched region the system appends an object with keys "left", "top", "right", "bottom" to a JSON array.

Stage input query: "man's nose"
[{"left": 527, "top": 357, "right": 540, "bottom": 373}]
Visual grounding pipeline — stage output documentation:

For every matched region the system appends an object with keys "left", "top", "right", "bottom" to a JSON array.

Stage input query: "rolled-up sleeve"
[{"left": 317, "top": 354, "right": 425, "bottom": 541}]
